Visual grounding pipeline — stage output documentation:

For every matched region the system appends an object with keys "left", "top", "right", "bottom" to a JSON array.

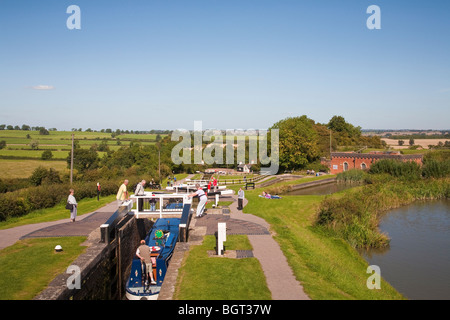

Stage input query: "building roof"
[{"left": 331, "top": 152, "right": 423, "bottom": 160}]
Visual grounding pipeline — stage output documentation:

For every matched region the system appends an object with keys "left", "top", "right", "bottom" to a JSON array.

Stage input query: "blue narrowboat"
[{"left": 125, "top": 218, "right": 180, "bottom": 300}]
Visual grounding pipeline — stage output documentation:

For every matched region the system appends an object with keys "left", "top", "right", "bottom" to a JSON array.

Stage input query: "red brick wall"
[{"left": 329, "top": 153, "right": 423, "bottom": 174}]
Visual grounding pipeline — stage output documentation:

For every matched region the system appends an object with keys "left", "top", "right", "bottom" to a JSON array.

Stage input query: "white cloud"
[{"left": 31, "top": 85, "right": 55, "bottom": 90}]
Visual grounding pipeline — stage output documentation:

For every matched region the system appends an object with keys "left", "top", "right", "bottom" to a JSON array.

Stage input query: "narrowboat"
[{"left": 125, "top": 218, "right": 180, "bottom": 300}]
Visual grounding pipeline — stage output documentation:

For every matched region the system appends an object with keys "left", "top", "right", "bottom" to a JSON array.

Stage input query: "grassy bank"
[
  {"left": 241, "top": 188, "right": 404, "bottom": 299},
  {"left": 0, "top": 236, "right": 87, "bottom": 300},
  {"left": 317, "top": 176, "right": 449, "bottom": 249}
]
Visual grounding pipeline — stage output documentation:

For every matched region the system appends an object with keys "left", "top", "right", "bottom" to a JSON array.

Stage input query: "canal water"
[
  {"left": 283, "top": 182, "right": 354, "bottom": 196},
  {"left": 362, "top": 200, "right": 450, "bottom": 300}
]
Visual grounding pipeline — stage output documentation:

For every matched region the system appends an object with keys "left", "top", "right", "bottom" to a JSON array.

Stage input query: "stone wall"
[{"left": 35, "top": 216, "right": 152, "bottom": 300}]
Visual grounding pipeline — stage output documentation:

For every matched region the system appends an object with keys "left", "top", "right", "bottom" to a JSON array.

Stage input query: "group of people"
[
  {"left": 118, "top": 179, "right": 157, "bottom": 211},
  {"left": 66, "top": 176, "right": 247, "bottom": 222},
  {"left": 260, "top": 191, "right": 282, "bottom": 199},
  {"left": 206, "top": 176, "right": 218, "bottom": 193}
]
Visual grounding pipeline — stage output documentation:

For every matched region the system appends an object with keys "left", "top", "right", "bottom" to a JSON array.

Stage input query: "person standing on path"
[
  {"left": 134, "top": 180, "right": 146, "bottom": 211},
  {"left": 116, "top": 179, "right": 129, "bottom": 207},
  {"left": 237, "top": 187, "right": 245, "bottom": 210},
  {"left": 212, "top": 177, "right": 218, "bottom": 192},
  {"left": 68, "top": 188, "right": 78, "bottom": 222},
  {"left": 188, "top": 183, "right": 207, "bottom": 218}
]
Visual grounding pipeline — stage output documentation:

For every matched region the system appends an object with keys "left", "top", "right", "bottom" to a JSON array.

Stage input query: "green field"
[
  {"left": 0, "top": 130, "right": 164, "bottom": 152},
  {"left": 0, "top": 159, "right": 68, "bottom": 179},
  {"left": 0, "top": 130, "right": 167, "bottom": 179}
]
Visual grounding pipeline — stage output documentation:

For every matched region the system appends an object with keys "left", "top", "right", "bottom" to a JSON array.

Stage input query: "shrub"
[
  {"left": 369, "top": 159, "right": 422, "bottom": 180},
  {"left": 422, "top": 159, "right": 450, "bottom": 179},
  {"left": 0, "top": 179, "right": 121, "bottom": 222}
]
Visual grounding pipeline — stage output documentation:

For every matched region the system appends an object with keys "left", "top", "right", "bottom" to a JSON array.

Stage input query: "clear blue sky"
[{"left": 1, "top": 0, "right": 449, "bottom": 131}]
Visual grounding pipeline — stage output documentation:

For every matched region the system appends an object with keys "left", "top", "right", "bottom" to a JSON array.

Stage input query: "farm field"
[
  {"left": 0, "top": 159, "right": 68, "bottom": 179},
  {"left": 0, "top": 130, "right": 167, "bottom": 179},
  {"left": 381, "top": 138, "right": 450, "bottom": 149}
]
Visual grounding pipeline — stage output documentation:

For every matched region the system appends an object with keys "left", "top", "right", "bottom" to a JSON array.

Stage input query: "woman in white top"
[
  {"left": 188, "top": 184, "right": 207, "bottom": 218},
  {"left": 68, "top": 188, "right": 78, "bottom": 222}
]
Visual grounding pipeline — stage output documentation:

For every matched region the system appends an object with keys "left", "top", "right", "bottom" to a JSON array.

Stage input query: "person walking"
[
  {"left": 67, "top": 188, "right": 78, "bottom": 222},
  {"left": 134, "top": 180, "right": 146, "bottom": 211},
  {"left": 136, "top": 240, "right": 156, "bottom": 285},
  {"left": 188, "top": 184, "right": 207, "bottom": 218},
  {"left": 116, "top": 179, "right": 129, "bottom": 207},
  {"left": 237, "top": 187, "right": 245, "bottom": 210}
]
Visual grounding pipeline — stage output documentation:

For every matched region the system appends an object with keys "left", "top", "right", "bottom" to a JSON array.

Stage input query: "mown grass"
[
  {"left": 0, "top": 236, "right": 87, "bottom": 300},
  {"left": 240, "top": 187, "right": 405, "bottom": 300},
  {"left": 174, "top": 235, "right": 271, "bottom": 300}
]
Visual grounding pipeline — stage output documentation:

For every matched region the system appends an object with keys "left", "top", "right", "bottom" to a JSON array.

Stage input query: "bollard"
[{"left": 216, "top": 222, "right": 226, "bottom": 255}]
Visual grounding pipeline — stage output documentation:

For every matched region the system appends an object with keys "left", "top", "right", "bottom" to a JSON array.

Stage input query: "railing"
[{"left": 130, "top": 192, "right": 192, "bottom": 219}]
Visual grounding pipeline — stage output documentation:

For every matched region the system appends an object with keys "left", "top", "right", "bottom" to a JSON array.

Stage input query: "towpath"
[{"left": 186, "top": 194, "right": 310, "bottom": 300}]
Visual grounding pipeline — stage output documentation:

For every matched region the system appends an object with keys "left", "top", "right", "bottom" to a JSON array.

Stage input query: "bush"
[
  {"left": 369, "top": 159, "right": 422, "bottom": 180},
  {"left": 337, "top": 169, "right": 370, "bottom": 184},
  {"left": 0, "top": 179, "right": 121, "bottom": 222},
  {"left": 422, "top": 159, "right": 450, "bottom": 179},
  {"left": 41, "top": 150, "right": 53, "bottom": 160}
]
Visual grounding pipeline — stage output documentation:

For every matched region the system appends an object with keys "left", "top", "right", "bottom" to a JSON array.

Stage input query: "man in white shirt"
[
  {"left": 188, "top": 184, "right": 207, "bottom": 218},
  {"left": 134, "top": 180, "right": 146, "bottom": 211},
  {"left": 237, "top": 187, "right": 245, "bottom": 210}
]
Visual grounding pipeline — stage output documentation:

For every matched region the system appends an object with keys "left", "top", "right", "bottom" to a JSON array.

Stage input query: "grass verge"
[
  {"left": 0, "top": 236, "right": 87, "bottom": 300},
  {"left": 174, "top": 235, "right": 271, "bottom": 300}
]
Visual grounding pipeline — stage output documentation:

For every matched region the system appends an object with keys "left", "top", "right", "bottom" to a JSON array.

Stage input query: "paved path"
[
  {"left": 226, "top": 195, "right": 310, "bottom": 300},
  {"left": 0, "top": 201, "right": 119, "bottom": 250}
]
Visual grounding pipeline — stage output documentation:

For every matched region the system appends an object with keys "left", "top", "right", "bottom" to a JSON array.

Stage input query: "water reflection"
[{"left": 362, "top": 200, "right": 450, "bottom": 300}]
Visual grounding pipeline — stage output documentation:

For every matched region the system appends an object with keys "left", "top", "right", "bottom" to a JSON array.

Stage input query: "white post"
[
  {"left": 215, "top": 193, "right": 219, "bottom": 207},
  {"left": 217, "top": 222, "right": 226, "bottom": 255}
]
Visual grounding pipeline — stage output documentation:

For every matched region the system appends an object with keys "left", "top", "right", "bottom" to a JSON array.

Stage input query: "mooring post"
[{"left": 217, "top": 222, "right": 226, "bottom": 255}]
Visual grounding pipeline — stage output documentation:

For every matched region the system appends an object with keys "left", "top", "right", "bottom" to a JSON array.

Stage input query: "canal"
[
  {"left": 284, "top": 182, "right": 450, "bottom": 300},
  {"left": 283, "top": 181, "right": 354, "bottom": 196},
  {"left": 362, "top": 200, "right": 450, "bottom": 300}
]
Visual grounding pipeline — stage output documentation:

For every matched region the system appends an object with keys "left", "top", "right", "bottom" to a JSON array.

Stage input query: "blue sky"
[{"left": 0, "top": 0, "right": 449, "bottom": 131}]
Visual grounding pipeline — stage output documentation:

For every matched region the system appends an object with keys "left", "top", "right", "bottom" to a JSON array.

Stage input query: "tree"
[
  {"left": 409, "top": 138, "right": 415, "bottom": 146},
  {"left": 270, "top": 115, "right": 320, "bottom": 171},
  {"left": 30, "top": 140, "right": 39, "bottom": 150},
  {"left": 67, "top": 148, "right": 99, "bottom": 172},
  {"left": 398, "top": 140, "right": 405, "bottom": 146},
  {"left": 0, "top": 140, "right": 6, "bottom": 150},
  {"left": 30, "top": 166, "right": 49, "bottom": 186},
  {"left": 39, "top": 127, "right": 49, "bottom": 135},
  {"left": 30, "top": 166, "right": 61, "bottom": 186},
  {"left": 41, "top": 150, "right": 53, "bottom": 160}
]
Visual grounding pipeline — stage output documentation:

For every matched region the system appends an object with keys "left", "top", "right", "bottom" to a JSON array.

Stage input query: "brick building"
[{"left": 325, "top": 151, "right": 423, "bottom": 174}]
